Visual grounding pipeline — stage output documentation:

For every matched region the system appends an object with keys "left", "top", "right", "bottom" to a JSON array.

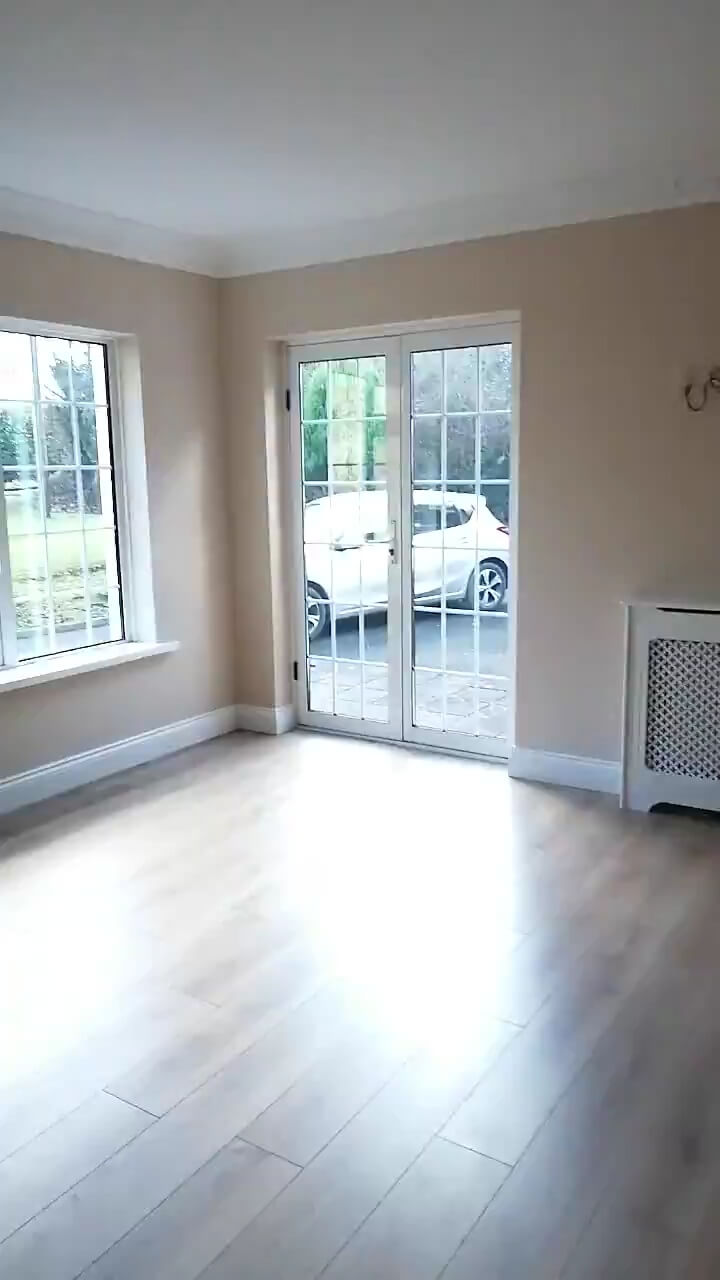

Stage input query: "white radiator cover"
[{"left": 622, "top": 600, "right": 720, "bottom": 812}]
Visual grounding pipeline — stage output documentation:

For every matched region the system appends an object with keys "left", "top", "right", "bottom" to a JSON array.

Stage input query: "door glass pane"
[
  {"left": 410, "top": 343, "right": 511, "bottom": 744},
  {"left": 300, "top": 354, "right": 389, "bottom": 723},
  {"left": 445, "top": 347, "right": 478, "bottom": 412}
]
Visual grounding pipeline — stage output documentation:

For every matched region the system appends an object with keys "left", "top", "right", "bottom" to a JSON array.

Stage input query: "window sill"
[{"left": 0, "top": 641, "right": 180, "bottom": 694}]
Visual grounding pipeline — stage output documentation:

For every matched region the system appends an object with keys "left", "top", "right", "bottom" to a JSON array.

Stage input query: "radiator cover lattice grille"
[{"left": 645, "top": 637, "right": 720, "bottom": 779}]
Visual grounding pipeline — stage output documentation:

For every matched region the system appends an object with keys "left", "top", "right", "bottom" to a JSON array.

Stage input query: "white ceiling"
[{"left": 1, "top": 0, "right": 718, "bottom": 276}]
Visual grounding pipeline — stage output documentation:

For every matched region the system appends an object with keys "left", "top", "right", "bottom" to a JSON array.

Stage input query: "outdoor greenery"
[
  {"left": 302, "top": 357, "right": 386, "bottom": 484},
  {"left": 1, "top": 347, "right": 113, "bottom": 642},
  {"left": 1, "top": 351, "right": 102, "bottom": 497},
  {"left": 301, "top": 346, "right": 511, "bottom": 522}
]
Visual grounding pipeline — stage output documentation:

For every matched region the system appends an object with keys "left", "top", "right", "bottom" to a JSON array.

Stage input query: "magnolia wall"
[
  {"left": 0, "top": 234, "right": 234, "bottom": 781},
  {"left": 221, "top": 204, "right": 720, "bottom": 763},
  {"left": 2, "top": 205, "right": 718, "bottom": 783}
]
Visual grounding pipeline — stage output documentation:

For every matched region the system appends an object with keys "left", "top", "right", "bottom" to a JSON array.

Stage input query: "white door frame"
[
  {"left": 400, "top": 321, "right": 519, "bottom": 760},
  {"left": 287, "top": 318, "right": 519, "bottom": 759},
  {"left": 288, "top": 336, "right": 403, "bottom": 741}
]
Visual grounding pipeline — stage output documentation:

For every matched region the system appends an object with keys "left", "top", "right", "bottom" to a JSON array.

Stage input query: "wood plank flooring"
[{"left": 2, "top": 730, "right": 720, "bottom": 1278}]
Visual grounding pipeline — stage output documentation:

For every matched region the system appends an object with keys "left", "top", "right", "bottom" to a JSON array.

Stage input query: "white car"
[{"left": 304, "top": 489, "right": 509, "bottom": 641}]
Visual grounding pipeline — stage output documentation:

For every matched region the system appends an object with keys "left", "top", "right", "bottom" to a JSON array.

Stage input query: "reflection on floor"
[{"left": 4, "top": 731, "right": 719, "bottom": 1279}]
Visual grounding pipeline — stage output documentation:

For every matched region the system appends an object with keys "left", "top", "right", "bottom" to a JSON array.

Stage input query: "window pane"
[
  {"left": 480, "top": 413, "right": 510, "bottom": 480},
  {"left": 445, "top": 347, "right": 478, "bottom": 413},
  {"left": 329, "top": 419, "right": 363, "bottom": 483},
  {"left": 362, "top": 417, "right": 386, "bottom": 484},
  {"left": 303, "top": 484, "right": 332, "bottom": 543},
  {"left": 308, "top": 657, "right": 333, "bottom": 714},
  {"left": 412, "top": 351, "right": 442, "bottom": 414},
  {"left": 89, "top": 344, "right": 108, "bottom": 406},
  {"left": 362, "top": 664, "right": 388, "bottom": 722},
  {"left": 47, "top": 530, "right": 85, "bottom": 587},
  {"left": 78, "top": 407, "right": 99, "bottom": 464},
  {"left": 303, "top": 418, "right": 328, "bottom": 482},
  {"left": 330, "top": 358, "right": 360, "bottom": 419},
  {"left": 8, "top": 532, "right": 46, "bottom": 585},
  {"left": 334, "top": 660, "right": 362, "bottom": 717},
  {"left": 414, "top": 667, "right": 444, "bottom": 730},
  {"left": 52, "top": 581, "right": 87, "bottom": 644},
  {"left": 301, "top": 358, "right": 386, "bottom": 487},
  {"left": 45, "top": 473, "right": 80, "bottom": 528},
  {"left": 4, "top": 470, "right": 40, "bottom": 534},
  {"left": 413, "top": 503, "right": 440, "bottom": 535},
  {"left": 447, "top": 414, "right": 476, "bottom": 483},
  {"left": 71, "top": 341, "right": 107, "bottom": 403},
  {"left": 84, "top": 468, "right": 116, "bottom": 525},
  {"left": 359, "top": 357, "right": 386, "bottom": 416},
  {"left": 9, "top": 536, "right": 51, "bottom": 659},
  {"left": 94, "top": 406, "right": 112, "bottom": 466},
  {"left": 89, "top": 569, "right": 122, "bottom": 644},
  {"left": 0, "top": 332, "right": 33, "bottom": 400},
  {"left": 412, "top": 416, "right": 441, "bottom": 481},
  {"left": 90, "top": 528, "right": 121, "bottom": 590},
  {"left": 481, "top": 482, "right": 509, "bottom": 525},
  {"left": 36, "top": 337, "right": 71, "bottom": 402},
  {"left": 481, "top": 344, "right": 511, "bottom": 411},
  {"left": 42, "top": 403, "right": 75, "bottom": 465},
  {"left": 324, "top": 418, "right": 387, "bottom": 486},
  {"left": 301, "top": 361, "right": 327, "bottom": 422},
  {"left": 0, "top": 405, "right": 35, "bottom": 467},
  {"left": 82, "top": 469, "right": 100, "bottom": 518}
]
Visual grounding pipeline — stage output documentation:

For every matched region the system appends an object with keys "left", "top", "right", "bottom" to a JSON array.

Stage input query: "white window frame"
[{"left": 0, "top": 316, "right": 169, "bottom": 687}]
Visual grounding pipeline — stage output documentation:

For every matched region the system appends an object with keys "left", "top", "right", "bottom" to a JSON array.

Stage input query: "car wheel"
[
  {"left": 307, "top": 586, "right": 329, "bottom": 642},
  {"left": 465, "top": 560, "right": 507, "bottom": 612}
]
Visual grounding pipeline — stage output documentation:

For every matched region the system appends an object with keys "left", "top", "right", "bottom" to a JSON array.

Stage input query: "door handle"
[{"left": 388, "top": 520, "right": 398, "bottom": 564}]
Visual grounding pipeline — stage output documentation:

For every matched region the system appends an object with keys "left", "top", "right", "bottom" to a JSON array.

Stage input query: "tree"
[
  {"left": 0, "top": 405, "right": 34, "bottom": 474},
  {"left": 1, "top": 350, "right": 100, "bottom": 515},
  {"left": 301, "top": 363, "right": 329, "bottom": 485},
  {"left": 300, "top": 347, "right": 511, "bottom": 521},
  {"left": 412, "top": 345, "right": 511, "bottom": 522},
  {"left": 301, "top": 358, "right": 385, "bottom": 487}
]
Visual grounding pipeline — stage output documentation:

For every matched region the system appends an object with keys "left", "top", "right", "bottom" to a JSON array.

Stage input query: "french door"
[{"left": 289, "top": 322, "right": 515, "bottom": 758}]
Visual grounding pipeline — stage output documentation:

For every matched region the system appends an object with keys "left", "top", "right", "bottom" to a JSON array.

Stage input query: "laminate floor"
[{"left": 2, "top": 729, "right": 720, "bottom": 1279}]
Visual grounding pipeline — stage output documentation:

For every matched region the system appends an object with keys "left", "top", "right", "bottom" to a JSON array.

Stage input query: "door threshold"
[{"left": 296, "top": 722, "right": 509, "bottom": 766}]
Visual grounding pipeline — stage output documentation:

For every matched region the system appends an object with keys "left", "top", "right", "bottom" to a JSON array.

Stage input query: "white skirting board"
[
  {"left": 0, "top": 702, "right": 297, "bottom": 817},
  {"left": 509, "top": 747, "right": 621, "bottom": 795},
  {"left": 0, "top": 714, "right": 617, "bottom": 818},
  {"left": 235, "top": 703, "right": 297, "bottom": 735}
]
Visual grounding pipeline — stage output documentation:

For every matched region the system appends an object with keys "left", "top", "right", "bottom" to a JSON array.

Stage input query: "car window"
[
  {"left": 445, "top": 506, "right": 472, "bottom": 528},
  {"left": 413, "top": 504, "right": 473, "bottom": 534},
  {"left": 413, "top": 506, "right": 441, "bottom": 535}
]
